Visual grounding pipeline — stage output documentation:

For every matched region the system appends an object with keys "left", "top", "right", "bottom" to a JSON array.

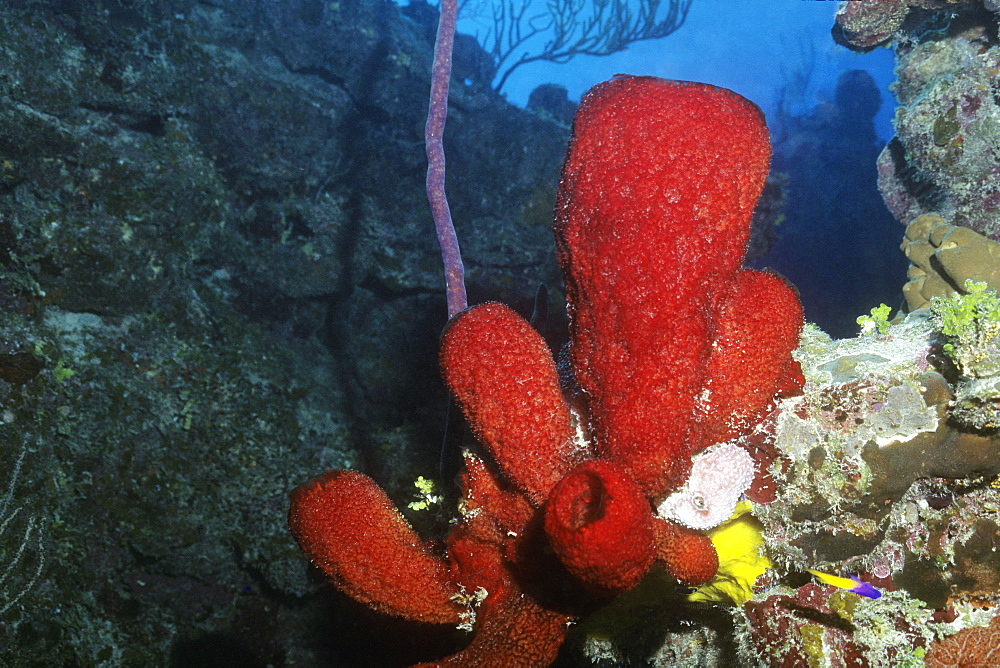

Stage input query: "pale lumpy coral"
[{"left": 656, "top": 442, "right": 755, "bottom": 530}]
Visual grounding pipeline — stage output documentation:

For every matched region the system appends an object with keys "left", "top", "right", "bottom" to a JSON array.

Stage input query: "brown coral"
[{"left": 901, "top": 213, "right": 1000, "bottom": 311}]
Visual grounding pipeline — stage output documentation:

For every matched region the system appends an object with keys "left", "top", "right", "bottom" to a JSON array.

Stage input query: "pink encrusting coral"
[{"left": 289, "top": 75, "right": 804, "bottom": 666}]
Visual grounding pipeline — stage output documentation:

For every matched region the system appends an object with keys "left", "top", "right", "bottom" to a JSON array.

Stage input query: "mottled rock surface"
[{"left": 0, "top": 0, "right": 567, "bottom": 663}]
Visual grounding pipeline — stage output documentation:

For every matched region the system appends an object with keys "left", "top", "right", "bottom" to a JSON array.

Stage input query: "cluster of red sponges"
[{"left": 289, "top": 75, "right": 804, "bottom": 665}]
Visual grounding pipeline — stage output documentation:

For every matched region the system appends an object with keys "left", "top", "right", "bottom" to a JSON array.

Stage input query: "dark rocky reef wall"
[{"left": 0, "top": 0, "right": 567, "bottom": 663}]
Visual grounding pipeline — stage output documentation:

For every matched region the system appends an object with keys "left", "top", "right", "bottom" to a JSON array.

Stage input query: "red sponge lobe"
[
  {"left": 652, "top": 517, "right": 720, "bottom": 586},
  {"left": 554, "top": 77, "right": 775, "bottom": 499},
  {"left": 288, "top": 470, "right": 463, "bottom": 624},
  {"left": 440, "top": 302, "right": 578, "bottom": 504},
  {"left": 701, "top": 269, "right": 804, "bottom": 443},
  {"left": 543, "top": 460, "right": 655, "bottom": 593}
]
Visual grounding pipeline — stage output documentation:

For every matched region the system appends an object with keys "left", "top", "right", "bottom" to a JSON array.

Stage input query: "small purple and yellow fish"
[{"left": 807, "top": 569, "right": 882, "bottom": 600}]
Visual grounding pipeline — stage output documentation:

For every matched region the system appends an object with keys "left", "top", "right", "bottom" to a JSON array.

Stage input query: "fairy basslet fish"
[{"left": 807, "top": 569, "right": 882, "bottom": 600}]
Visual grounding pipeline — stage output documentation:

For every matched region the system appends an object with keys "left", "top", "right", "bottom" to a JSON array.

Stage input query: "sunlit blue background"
[{"left": 461, "top": 0, "right": 898, "bottom": 142}]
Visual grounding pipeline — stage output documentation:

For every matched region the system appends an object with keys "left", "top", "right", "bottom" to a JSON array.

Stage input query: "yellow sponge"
[{"left": 687, "top": 501, "right": 772, "bottom": 605}]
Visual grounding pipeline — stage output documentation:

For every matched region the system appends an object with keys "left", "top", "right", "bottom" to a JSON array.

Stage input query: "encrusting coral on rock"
[
  {"left": 289, "top": 75, "right": 804, "bottom": 665},
  {"left": 861, "top": 0, "right": 1000, "bottom": 242},
  {"left": 734, "top": 302, "right": 1000, "bottom": 665},
  {"left": 712, "top": 3, "right": 1000, "bottom": 663},
  {"left": 657, "top": 443, "right": 756, "bottom": 531},
  {"left": 925, "top": 614, "right": 1000, "bottom": 666}
]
